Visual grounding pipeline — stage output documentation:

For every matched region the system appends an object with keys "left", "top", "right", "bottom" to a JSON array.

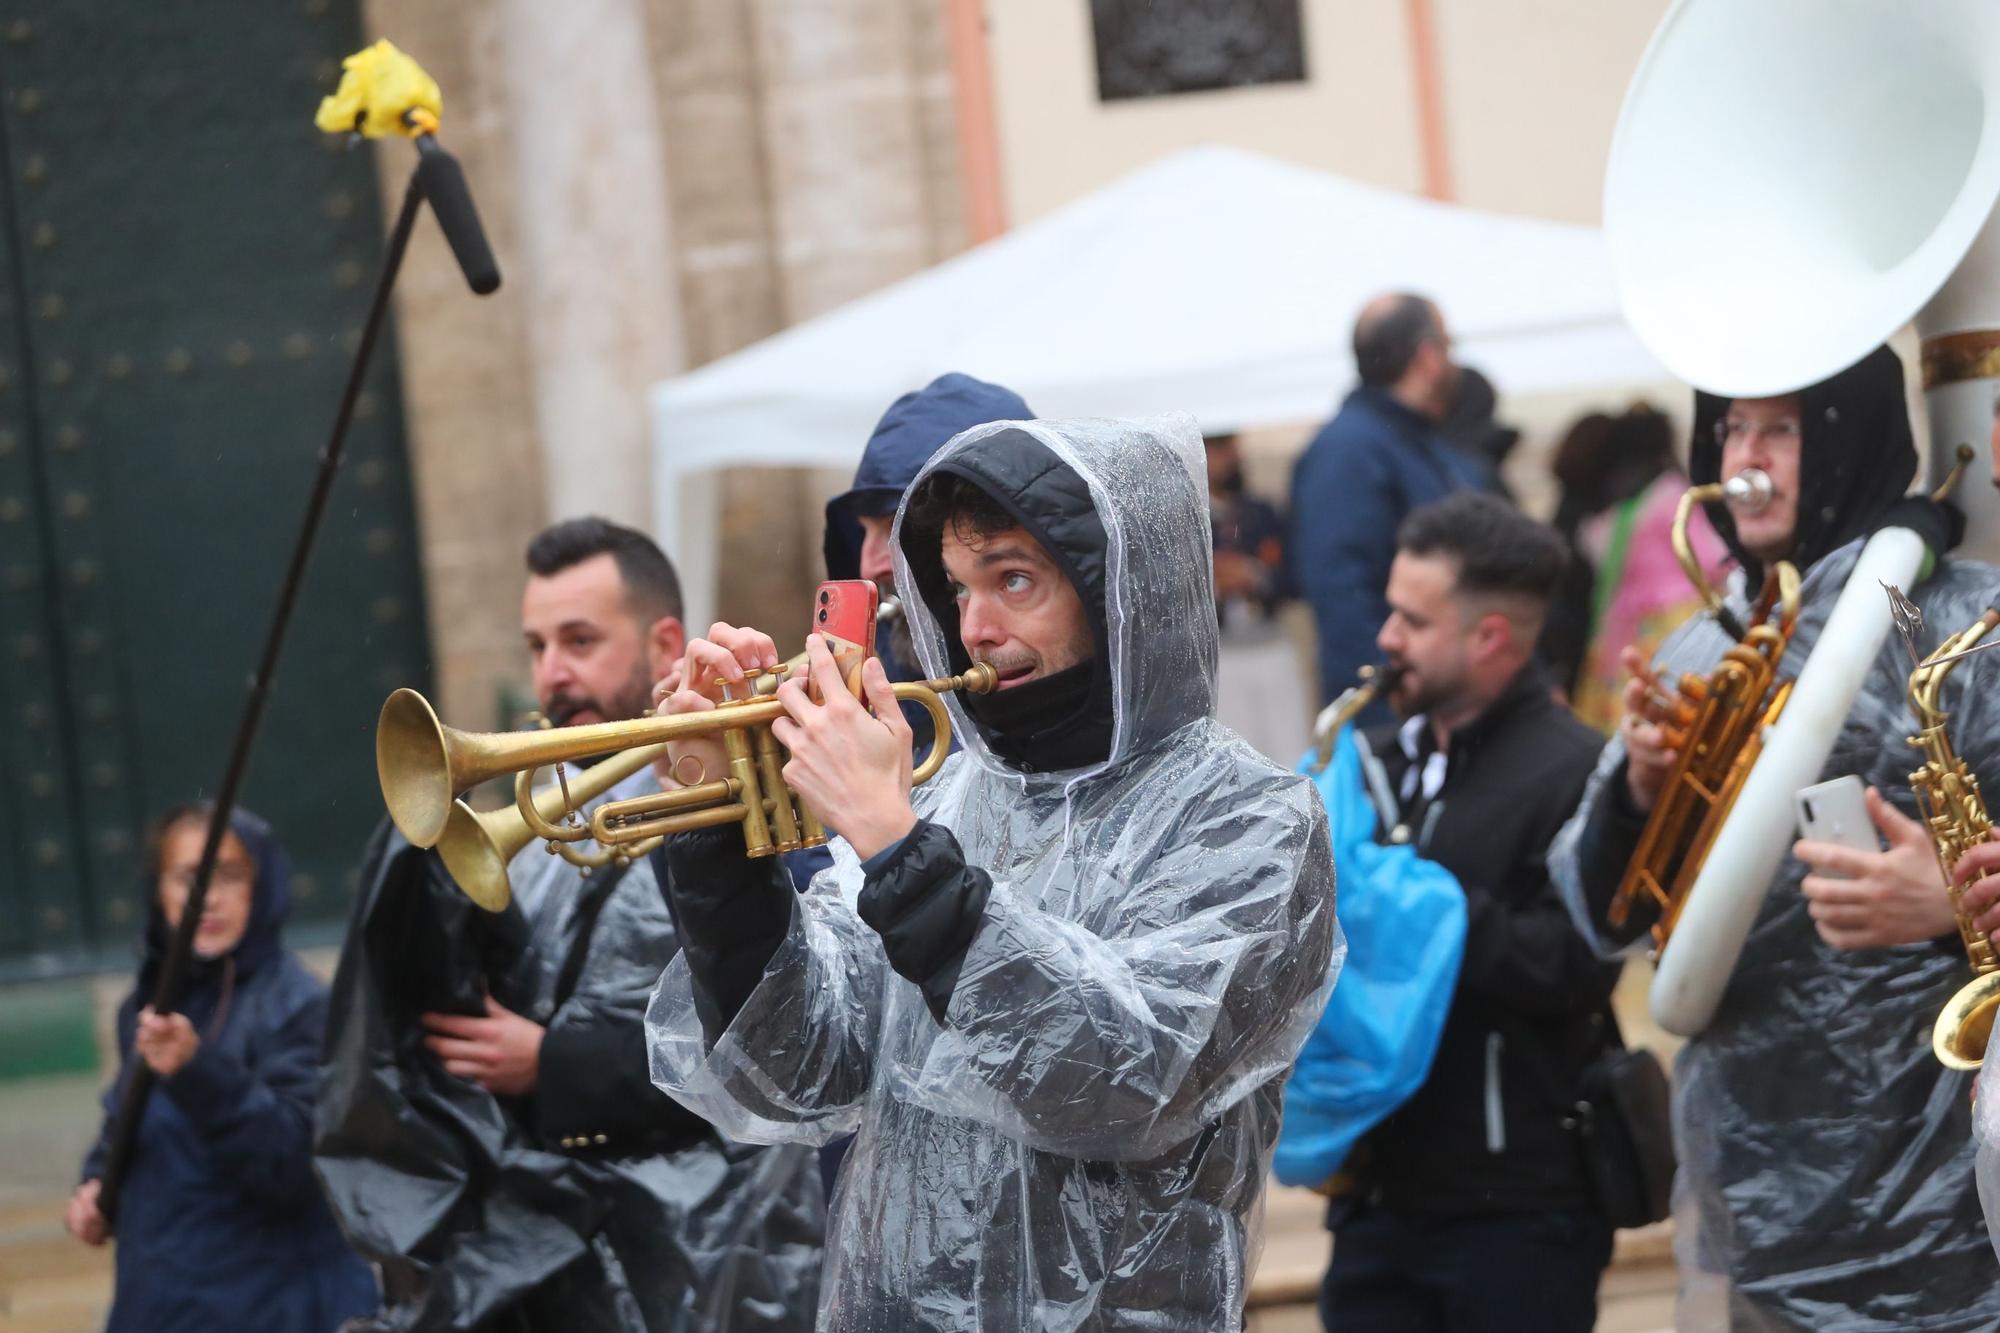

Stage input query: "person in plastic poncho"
[
  {"left": 644, "top": 414, "right": 1340, "bottom": 1330},
  {"left": 316, "top": 520, "right": 822, "bottom": 1333},
  {"left": 1549, "top": 344, "right": 2000, "bottom": 1330}
]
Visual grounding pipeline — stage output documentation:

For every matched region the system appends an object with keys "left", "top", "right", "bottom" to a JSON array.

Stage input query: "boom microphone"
[{"left": 415, "top": 135, "right": 500, "bottom": 295}]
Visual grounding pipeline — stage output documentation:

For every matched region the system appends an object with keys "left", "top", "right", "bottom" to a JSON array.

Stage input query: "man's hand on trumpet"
[
  {"left": 772, "top": 635, "right": 917, "bottom": 860},
  {"left": 657, "top": 625, "right": 917, "bottom": 859},
  {"left": 655, "top": 623, "right": 783, "bottom": 791}
]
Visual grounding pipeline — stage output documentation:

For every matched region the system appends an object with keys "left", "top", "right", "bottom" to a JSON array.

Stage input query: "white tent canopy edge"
[{"left": 650, "top": 145, "right": 1666, "bottom": 627}]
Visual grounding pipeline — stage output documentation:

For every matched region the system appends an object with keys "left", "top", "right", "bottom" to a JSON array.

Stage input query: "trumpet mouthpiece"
[{"left": 1722, "top": 468, "right": 1774, "bottom": 514}]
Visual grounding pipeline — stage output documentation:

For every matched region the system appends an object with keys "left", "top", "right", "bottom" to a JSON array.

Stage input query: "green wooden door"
[{"left": 0, "top": 1, "right": 432, "bottom": 967}]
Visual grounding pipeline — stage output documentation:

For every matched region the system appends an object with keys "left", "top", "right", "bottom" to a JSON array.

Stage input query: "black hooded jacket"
[
  {"left": 657, "top": 429, "right": 1117, "bottom": 1034},
  {"left": 1575, "top": 344, "right": 1959, "bottom": 940},
  {"left": 314, "top": 823, "right": 825, "bottom": 1332},
  {"left": 1689, "top": 343, "right": 1954, "bottom": 592}
]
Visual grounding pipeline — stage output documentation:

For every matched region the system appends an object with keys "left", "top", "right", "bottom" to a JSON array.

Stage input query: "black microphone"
[{"left": 414, "top": 136, "right": 501, "bottom": 295}]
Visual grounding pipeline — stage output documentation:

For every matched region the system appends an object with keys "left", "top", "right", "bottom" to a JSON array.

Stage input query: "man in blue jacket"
[
  {"left": 1291, "top": 294, "right": 1485, "bottom": 720},
  {"left": 822, "top": 372, "right": 1034, "bottom": 752}
]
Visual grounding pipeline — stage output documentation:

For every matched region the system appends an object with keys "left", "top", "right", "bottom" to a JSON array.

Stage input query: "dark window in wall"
[{"left": 1091, "top": 0, "right": 1309, "bottom": 102}]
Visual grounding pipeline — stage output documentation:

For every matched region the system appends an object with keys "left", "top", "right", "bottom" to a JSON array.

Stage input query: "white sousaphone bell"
[{"left": 1604, "top": 0, "right": 2000, "bottom": 1035}]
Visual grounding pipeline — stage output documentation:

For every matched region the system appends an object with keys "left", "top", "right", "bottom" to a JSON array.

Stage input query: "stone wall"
[{"left": 359, "top": 0, "right": 969, "bottom": 722}]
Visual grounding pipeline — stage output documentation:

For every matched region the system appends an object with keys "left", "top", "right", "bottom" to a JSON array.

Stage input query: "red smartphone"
[{"left": 811, "top": 579, "right": 878, "bottom": 700}]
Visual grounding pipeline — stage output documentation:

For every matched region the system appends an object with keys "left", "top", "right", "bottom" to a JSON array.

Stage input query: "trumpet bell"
[
  {"left": 379, "top": 688, "right": 454, "bottom": 847},
  {"left": 1934, "top": 970, "right": 2000, "bottom": 1070},
  {"left": 437, "top": 799, "right": 514, "bottom": 912}
]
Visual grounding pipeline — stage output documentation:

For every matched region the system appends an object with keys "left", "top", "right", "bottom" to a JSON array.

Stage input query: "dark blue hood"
[
  {"left": 824, "top": 373, "right": 1032, "bottom": 579},
  {"left": 139, "top": 805, "right": 293, "bottom": 997}
]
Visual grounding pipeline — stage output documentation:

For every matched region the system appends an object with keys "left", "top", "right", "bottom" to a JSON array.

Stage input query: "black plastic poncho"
[{"left": 316, "top": 764, "right": 822, "bottom": 1332}]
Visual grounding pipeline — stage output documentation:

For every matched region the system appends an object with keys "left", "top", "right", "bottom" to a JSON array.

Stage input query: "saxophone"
[
  {"left": 1307, "top": 666, "right": 1378, "bottom": 775},
  {"left": 1608, "top": 472, "right": 1801, "bottom": 953},
  {"left": 1895, "top": 589, "right": 2000, "bottom": 1070}
]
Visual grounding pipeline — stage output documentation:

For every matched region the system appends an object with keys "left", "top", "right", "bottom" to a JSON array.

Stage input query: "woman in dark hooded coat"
[{"left": 66, "top": 804, "right": 378, "bottom": 1332}]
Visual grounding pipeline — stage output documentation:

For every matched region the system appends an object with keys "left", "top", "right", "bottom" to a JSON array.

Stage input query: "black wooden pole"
[{"left": 96, "top": 156, "right": 440, "bottom": 1225}]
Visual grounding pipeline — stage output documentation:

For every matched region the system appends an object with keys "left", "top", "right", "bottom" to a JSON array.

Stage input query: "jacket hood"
[
  {"left": 893, "top": 415, "right": 1216, "bottom": 779},
  {"left": 824, "top": 373, "right": 1034, "bottom": 579},
  {"left": 1689, "top": 343, "right": 1916, "bottom": 581},
  {"left": 139, "top": 805, "right": 292, "bottom": 991}
]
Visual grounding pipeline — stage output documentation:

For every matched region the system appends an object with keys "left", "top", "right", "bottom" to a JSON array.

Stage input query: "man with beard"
[
  {"left": 1550, "top": 345, "right": 2000, "bottom": 1328},
  {"left": 1317, "top": 492, "right": 1618, "bottom": 1332},
  {"left": 643, "top": 415, "right": 1337, "bottom": 1329},
  {"left": 316, "top": 518, "right": 822, "bottom": 1332}
]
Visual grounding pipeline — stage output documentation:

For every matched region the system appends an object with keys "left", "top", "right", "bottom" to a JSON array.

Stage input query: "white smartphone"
[{"left": 1795, "top": 775, "right": 1879, "bottom": 875}]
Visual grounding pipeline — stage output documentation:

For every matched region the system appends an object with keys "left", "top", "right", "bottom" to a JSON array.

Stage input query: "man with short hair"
[
  {"left": 1291, "top": 294, "right": 1486, "bottom": 722},
  {"left": 318, "top": 517, "right": 821, "bottom": 1332},
  {"left": 644, "top": 416, "right": 1338, "bottom": 1329},
  {"left": 1315, "top": 492, "right": 1616, "bottom": 1331},
  {"left": 1551, "top": 346, "right": 2000, "bottom": 1327}
]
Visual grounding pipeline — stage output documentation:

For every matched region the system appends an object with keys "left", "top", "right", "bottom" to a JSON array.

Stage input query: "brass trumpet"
[
  {"left": 398, "top": 599, "right": 928, "bottom": 911},
  {"left": 1894, "top": 591, "right": 2000, "bottom": 1070},
  {"left": 433, "top": 744, "right": 662, "bottom": 911},
  {"left": 378, "top": 660, "right": 997, "bottom": 891},
  {"left": 1608, "top": 476, "right": 1802, "bottom": 952}
]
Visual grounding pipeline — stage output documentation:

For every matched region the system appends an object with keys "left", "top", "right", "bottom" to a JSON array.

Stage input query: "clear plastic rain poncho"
[
  {"left": 647, "top": 414, "right": 1340, "bottom": 1330},
  {"left": 1550, "top": 541, "right": 2000, "bottom": 1329}
]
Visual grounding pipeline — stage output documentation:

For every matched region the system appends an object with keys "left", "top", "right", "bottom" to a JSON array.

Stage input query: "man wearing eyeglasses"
[{"left": 1549, "top": 345, "right": 2000, "bottom": 1327}]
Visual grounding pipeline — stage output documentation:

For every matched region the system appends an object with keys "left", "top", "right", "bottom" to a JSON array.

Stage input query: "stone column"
[
  {"left": 359, "top": 0, "right": 545, "bottom": 725},
  {"left": 499, "top": 0, "right": 686, "bottom": 528},
  {"left": 688, "top": 0, "right": 969, "bottom": 628}
]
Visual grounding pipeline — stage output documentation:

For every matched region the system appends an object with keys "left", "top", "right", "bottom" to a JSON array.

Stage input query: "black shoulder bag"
[{"left": 1566, "top": 1008, "right": 1676, "bottom": 1229}]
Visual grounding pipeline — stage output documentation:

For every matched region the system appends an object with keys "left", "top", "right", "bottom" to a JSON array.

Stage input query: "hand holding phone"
[
  {"left": 810, "top": 580, "right": 879, "bottom": 701},
  {"left": 1795, "top": 775, "right": 1880, "bottom": 877}
]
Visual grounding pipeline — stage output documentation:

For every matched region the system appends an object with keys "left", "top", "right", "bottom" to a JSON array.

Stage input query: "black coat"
[
  {"left": 315, "top": 821, "right": 821, "bottom": 1332},
  {"left": 1348, "top": 664, "right": 1618, "bottom": 1215}
]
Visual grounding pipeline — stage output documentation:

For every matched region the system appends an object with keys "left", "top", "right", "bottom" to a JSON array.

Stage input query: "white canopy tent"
[{"left": 650, "top": 145, "right": 1664, "bottom": 624}]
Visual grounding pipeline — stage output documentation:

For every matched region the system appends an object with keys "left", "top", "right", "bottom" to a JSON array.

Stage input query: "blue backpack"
[{"left": 1275, "top": 724, "right": 1467, "bottom": 1188}]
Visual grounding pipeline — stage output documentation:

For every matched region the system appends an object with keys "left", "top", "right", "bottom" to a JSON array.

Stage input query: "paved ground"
[
  {"left": 0, "top": 1151, "right": 1675, "bottom": 1332},
  {"left": 0, "top": 961, "right": 1687, "bottom": 1330}
]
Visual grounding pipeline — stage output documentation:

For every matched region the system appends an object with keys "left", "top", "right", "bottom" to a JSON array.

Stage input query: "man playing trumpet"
[
  {"left": 1550, "top": 347, "right": 2000, "bottom": 1327},
  {"left": 317, "top": 519, "right": 822, "bottom": 1331},
  {"left": 644, "top": 415, "right": 1338, "bottom": 1330}
]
